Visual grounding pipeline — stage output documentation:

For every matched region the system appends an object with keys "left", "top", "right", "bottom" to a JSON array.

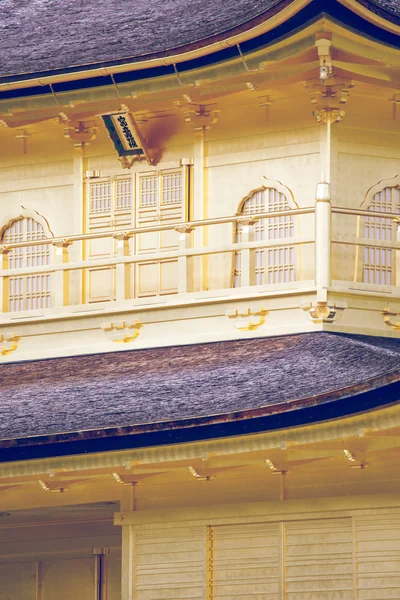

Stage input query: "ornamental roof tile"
[{"left": 1, "top": 332, "right": 400, "bottom": 449}]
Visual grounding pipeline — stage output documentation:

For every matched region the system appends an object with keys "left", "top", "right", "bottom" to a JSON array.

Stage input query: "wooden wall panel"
[
  {"left": 356, "top": 513, "right": 400, "bottom": 599},
  {"left": 0, "top": 562, "right": 36, "bottom": 600},
  {"left": 209, "top": 522, "right": 280, "bottom": 599},
  {"left": 284, "top": 518, "right": 353, "bottom": 600},
  {"left": 135, "top": 525, "right": 205, "bottom": 599},
  {"left": 41, "top": 557, "right": 95, "bottom": 599}
]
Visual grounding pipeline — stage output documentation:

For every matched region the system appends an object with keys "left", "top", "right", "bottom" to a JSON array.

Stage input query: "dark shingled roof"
[
  {"left": 0, "top": 0, "right": 284, "bottom": 79},
  {"left": 1, "top": 332, "right": 400, "bottom": 448},
  {"left": 1, "top": 0, "right": 399, "bottom": 82}
]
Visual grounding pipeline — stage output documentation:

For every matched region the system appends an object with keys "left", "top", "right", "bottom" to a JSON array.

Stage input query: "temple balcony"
[{"left": 1, "top": 177, "right": 400, "bottom": 362}]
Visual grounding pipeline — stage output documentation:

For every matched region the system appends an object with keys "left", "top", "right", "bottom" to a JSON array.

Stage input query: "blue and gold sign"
[{"left": 102, "top": 111, "right": 144, "bottom": 157}]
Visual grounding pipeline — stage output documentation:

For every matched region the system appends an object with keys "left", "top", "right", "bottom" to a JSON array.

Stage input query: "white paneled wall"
[{"left": 128, "top": 509, "right": 400, "bottom": 600}]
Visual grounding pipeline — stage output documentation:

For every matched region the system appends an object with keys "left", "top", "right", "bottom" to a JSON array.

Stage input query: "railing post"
[
  {"left": 396, "top": 219, "right": 400, "bottom": 287},
  {"left": 239, "top": 218, "right": 256, "bottom": 287},
  {"left": 0, "top": 246, "right": 10, "bottom": 313},
  {"left": 52, "top": 240, "right": 72, "bottom": 307},
  {"left": 175, "top": 225, "right": 194, "bottom": 293},
  {"left": 315, "top": 181, "right": 331, "bottom": 289},
  {"left": 114, "top": 233, "right": 131, "bottom": 301}
]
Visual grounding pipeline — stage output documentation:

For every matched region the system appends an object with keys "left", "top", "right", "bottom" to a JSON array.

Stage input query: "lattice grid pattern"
[
  {"left": 235, "top": 187, "right": 295, "bottom": 286},
  {"left": 2, "top": 218, "right": 50, "bottom": 312},
  {"left": 364, "top": 186, "right": 400, "bottom": 285},
  {"left": 90, "top": 181, "right": 112, "bottom": 213},
  {"left": 162, "top": 172, "right": 182, "bottom": 205},
  {"left": 140, "top": 176, "right": 158, "bottom": 208},
  {"left": 116, "top": 179, "right": 132, "bottom": 210}
]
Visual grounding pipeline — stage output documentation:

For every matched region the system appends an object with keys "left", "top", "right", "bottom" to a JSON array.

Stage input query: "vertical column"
[
  {"left": 52, "top": 240, "right": 72, "bottom": 307},
  {"left": 176, "top": 225, "right": 194, "bottom": 293},
  {"left": 193, "top": 129, "right": 205, "bottom": 291},
  {"left": 73, "top": 149, "right": 86, "bottom": 304},
  {"left": 119, "top": 486, "right": 136, "bottom": 600},
  {"left": 315, "top": 181, "right": 332, "bottom": 289},
  {"left": 0, "top": 247, "right": 10, "bottom": 313},
  {"left": 93, "top": 548, "right": 109, "bottom": 600},
  {"left": 239, "top": 218, "right": 256, "bottom": 287},
  {"left": 114, "top": 233, "right": 132, "bottom": 301}
]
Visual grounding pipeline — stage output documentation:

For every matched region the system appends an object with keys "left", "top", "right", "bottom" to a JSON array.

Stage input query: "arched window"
[
  {"left": 363, "top": 184, "right": 400, "bottom": 285},
  {"left": 234, "top": 185, "right": 295, "bottom": 286},
  {"left": 1, "top": 217, "right": 51, "bottom": 311}
]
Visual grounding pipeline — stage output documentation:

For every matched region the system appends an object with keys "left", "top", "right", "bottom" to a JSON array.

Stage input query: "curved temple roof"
[
  {"left": 1, "top": 332, "right": 400, "bottom": 462},
  {"left": 0, "top": 0, "right": 399, "bottom": 82}
]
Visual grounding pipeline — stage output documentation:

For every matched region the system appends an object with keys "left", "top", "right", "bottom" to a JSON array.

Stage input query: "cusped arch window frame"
[
  {"left": 233, "top": 178, "right": 300, "bottom": 288},
  {"left": 354, "top": 175, "right": 400, "bottom": 286},
  {"left": 0, "top": 207, "right": 54, "bottom": 312}
]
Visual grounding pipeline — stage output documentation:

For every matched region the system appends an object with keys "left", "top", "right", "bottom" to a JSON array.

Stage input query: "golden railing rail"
[{"left": 0, "top": 207, "right": 315, "bottom": 251}]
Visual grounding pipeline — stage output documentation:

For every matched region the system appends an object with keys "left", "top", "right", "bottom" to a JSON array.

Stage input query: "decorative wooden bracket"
[
  {"left": 382, "top": 307, "right": 400, "bottom": 330},
  {"left": 265, "top": 458, "right": 287, "bottom": 476},
  {"left": 101, "top": 320, "right": 142, "bottom": 343},
  {"left": 184, "top": 105, "right": 219, "bottom": 131},
  {"left": 187, "top": 466, "right": 211, "bottom": 481},
  {"left": 112, "top": 472, "right": 165, "bottom": 485},
  {"left": 38, "top": 478, "right": 85, "bottom": 493},
  {"left": 302, "top": 301, "right": 346, "bottom": 324},
  {"left": 0, "top": 333, "right": 20, "bottom": 356},
  {"left": 63, "top": 120, "right": 97, "bottom": 148},
  {"left": 225, "top": 307, "right": 268, "bottom": 331},
  {"left": 312, "top": 107, "right": 346, "bottom": 124}
]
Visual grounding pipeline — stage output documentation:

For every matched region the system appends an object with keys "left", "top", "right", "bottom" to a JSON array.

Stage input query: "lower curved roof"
[{"left": 1, "top": 332, "right": 400, "bottom": 462}]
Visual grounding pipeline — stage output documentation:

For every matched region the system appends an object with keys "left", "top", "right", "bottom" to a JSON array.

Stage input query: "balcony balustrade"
[{"left": 0, "top": 201, "right": 400, "bottom": 318}]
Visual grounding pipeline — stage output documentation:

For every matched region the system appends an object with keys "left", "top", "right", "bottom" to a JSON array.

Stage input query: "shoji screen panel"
[
  {"left": 135, "top": 525, "right": 205, "bottom": 600},
  {"left": 2, "top": 217, "right": 50, "bottom": 312},
  {"left": 208, "top": 522, "right": 280, "bottom": 600},
  {"left": 234, "top": 187, "right": 295, "bottom": 288},
  {"left": 363, "top": 186, "right": 400, "bottom": 285},
  {"left": 87, "top": 177, "right": 133, "bottom": 302}
]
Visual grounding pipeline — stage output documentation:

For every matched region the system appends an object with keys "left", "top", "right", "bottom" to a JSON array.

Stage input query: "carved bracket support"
[
  {"left": 302, "top": 301, "right": 346, "bottom": 324},
  {"left": 64, "top": 120, "right": 97, "bottom": 149},
  {"left": 226, "top": 307, "right": 268, "bottom": 331},
  {"left": 382, "top": 308, "right": 400, "bottom": 330},
  {"left": 102, "top": 320, "right": 142, "bottom": 343},
  {"left": 0, "top": 333, "right": 20, "bottom": 356},
  {"left": 184, "top": 105, "right": 219, "bottom": 131},
  {"left": 313, "top": 108, "right": 346, "bottom": 124}
]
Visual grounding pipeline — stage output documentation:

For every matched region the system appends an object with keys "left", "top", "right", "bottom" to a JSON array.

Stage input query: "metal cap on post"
[{"left": 315, "top": 176, "right": 332, "bottom": 290}]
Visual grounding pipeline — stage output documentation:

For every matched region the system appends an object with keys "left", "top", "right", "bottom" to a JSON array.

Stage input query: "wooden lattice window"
[
  {"left": 363, "top": 186, "right": 400, "bottom": 285},
  {"left": 234, "top": 187, "right": 295, "bottom": 286},
  {"left": 1, "top": 217, "right": 50, "bottom": 311},
  {"left": 86, "top": 177, "right": 133, "bottom": 303}
]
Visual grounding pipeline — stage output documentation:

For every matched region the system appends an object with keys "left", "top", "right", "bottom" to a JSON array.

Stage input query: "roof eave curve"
[
  {"left": 1, "top": 373, "right": 399, "bottom": 464},
  {"left": 1, "top": 0, "right": 400, "bottom": 90}
]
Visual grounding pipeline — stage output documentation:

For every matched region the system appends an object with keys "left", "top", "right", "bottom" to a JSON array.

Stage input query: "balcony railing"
[{"left": 0, "top": 200, "right": 400, "bottom": 315}]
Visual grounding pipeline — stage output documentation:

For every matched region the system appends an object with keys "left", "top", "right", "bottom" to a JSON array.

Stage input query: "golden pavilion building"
[{"left": 0, "top": 0, "right": 400, "bottom": 597}]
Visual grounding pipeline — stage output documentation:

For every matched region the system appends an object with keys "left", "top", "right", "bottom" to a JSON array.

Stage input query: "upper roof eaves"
[{"left": 0, "top": 0, "right": 288, "bottom": 81}]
